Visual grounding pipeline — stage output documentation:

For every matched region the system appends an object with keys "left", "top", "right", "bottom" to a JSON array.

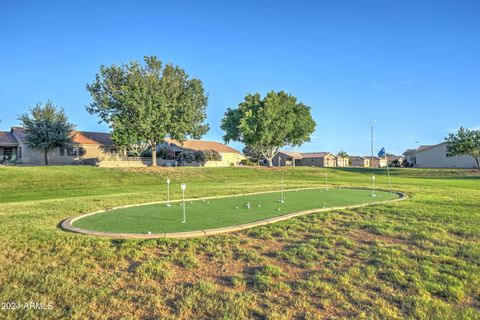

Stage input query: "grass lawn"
[
  {"left": 0, "top": 166, "right": 479, "bottom": 319},
  {"left": 73, "top": 188, "right": 400, "bottom": 233}
]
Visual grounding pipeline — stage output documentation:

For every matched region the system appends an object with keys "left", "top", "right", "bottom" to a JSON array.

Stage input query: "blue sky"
[{"left": 1, "top": 0, "right": 479, "bottom": 155}]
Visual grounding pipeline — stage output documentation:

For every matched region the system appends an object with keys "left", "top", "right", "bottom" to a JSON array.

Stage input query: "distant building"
[
  {"left": 336, "top": 156, "right": 349, "bottom": 167},
  {"left": 403, "top": 143, "right": 477, "bottom": 168},
  {"left": 350, "top": 156, "right": 370, "bottom": 167},
  {"left": 0, "top": 127, "right": 115, "bottom": 165},
  {"left": 161, "top": 139, "right": 244, "bottom": 167},
  {"left": 369, "top": 156, "right": 388, "bottom": 168},
  {"left": 272, "top": 151, "right": 340, "bottom": 167}
]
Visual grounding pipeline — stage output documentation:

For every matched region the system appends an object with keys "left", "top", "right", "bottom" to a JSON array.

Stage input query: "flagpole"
[{"left": 385, "top": 155, "right": 392, "bottom": 188}]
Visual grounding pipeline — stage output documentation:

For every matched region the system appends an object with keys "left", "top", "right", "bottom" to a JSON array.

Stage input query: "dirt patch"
[{"left": 347, "top": 229, "right": 408, "bottom": 246}]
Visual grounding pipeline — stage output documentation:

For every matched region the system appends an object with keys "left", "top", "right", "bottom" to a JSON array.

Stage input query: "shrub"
[
  {"left": 240, "top": 159, "right": 256, "bottom": 166},
  {"left": 205, "top": 149, "right": 222, "bottom": 161}
]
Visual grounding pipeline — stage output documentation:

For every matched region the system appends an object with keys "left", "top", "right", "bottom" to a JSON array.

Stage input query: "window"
[
  {"left": 67, "top": 147, "right": 76, "bottom": 156},
  {"left": 60, "top": 147, "right": 65, "bottom": 156},
  {"left": 78, "top": 147, "right": 86, "bottom": 156},
  {"left": 18, "top": 147, "right": 22, "bottom": 159}
]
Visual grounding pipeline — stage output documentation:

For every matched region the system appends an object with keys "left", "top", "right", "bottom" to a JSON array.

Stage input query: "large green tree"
[
  {"left": 221, "top": 91, "right": 316, "bottom": 166},
  {"left": 86, "top": 56, "right": 209, "bottom": 166},
  {"left": 445, "top": 127, "right": 480, "bottom": 168},
  {"left": 337, "top": 150, "right": 349, "bottom": 158},
  {"left": 18, "top": 101, "right": 76, "bottom": 165}
]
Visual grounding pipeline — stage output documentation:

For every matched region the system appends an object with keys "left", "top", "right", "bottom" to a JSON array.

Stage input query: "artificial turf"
[{"left": 73, "top": 188, "right": 400, "bottom": 233}]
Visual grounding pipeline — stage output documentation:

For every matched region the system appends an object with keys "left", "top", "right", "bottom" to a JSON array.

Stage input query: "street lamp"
[
  {"left": 166, "top": 178, "right": 171, "bottom": 207},
  {"left": 181, "top": 183, "right": 187, "bottom": 223}
]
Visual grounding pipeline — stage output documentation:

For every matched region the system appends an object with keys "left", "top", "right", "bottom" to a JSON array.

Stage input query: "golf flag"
[{"left": 377, "top": 147, "right": 386, "bottom": 158}]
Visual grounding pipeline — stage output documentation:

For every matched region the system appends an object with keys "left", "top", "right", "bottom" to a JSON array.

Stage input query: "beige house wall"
[
  {"left": 336, "top": 157, "right": 349, "bottom": 167},
  {"left": 351, "top": 158, "right": 370, "bottom": 167},
  {"left": 300, "top": 154, "right": 336, "bottom": 167},
  {"left": 17, "top": 144, "right": 115, "bottom": 165},
  {"left": 415, "top": 143, "right": 477, "bottom": 168},
  {"left": 272, "top": 153, "right": 298, "bottom": 166}
]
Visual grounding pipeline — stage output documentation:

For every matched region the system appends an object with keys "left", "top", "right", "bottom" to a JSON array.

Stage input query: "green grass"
[
  {"left": 73, "top": 188, "right": 399, "bottom": 233},
  {"left": 0, "top": 166, "right": 479, "bottom": 319}
]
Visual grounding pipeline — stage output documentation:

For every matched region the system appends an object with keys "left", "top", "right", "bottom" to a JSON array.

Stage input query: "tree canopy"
[
  {"left": 337, "top": 150, "right": 349, "bottom": 158},
  {"left": 18, "top": 101, "right": 76, "bottom": 165},
  {"left": 445, "top": 127, "right": 480, "bottom": 168},
  {"left": 86, "top": 56, "right": 209, "bottom": 166},
  {"left": 221, "top": 91, "right": 316, "bottom": 166}
]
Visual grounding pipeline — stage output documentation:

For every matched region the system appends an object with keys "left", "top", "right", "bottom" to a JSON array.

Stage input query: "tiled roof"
[
  {"left": 402, "top": 149, "right": 416, "bottom": 156},
  {"left": 11, "top": 127, "right": 29, "bottom": 143},
  {"left": 166, "top": 139, "right": 240, "bottom": 154},
  {"left": 11, "top": 127, "right": 113, "bottom": 145},
  {"left": 73, "top": 131, "right": 114, "bottom": 145},
  {"left": 301, "top": 152, "right": 334, "bottom": 159},
  {"left": 278, "top": 150, "right": 304, "bottom": 159},
  {"left": 0, "top": 131, "right": 18, "bottom": 145},
  {"left": 403, "top": 143, "right": 445, "bottom": 156},
  {"left": 277, "top": 151, "right": 336, "bottom": 159}
]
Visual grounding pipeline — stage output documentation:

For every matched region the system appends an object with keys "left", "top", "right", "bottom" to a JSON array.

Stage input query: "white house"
[{"left": 404, "top": 142, "right": 477, "bottom": 168}]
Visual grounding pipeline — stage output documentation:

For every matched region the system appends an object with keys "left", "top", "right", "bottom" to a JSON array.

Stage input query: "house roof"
[
  {"left": 73, "top": 131, "right": 114, "bottom": 145},
  {"left": 414, "top": 143, "right": 445, "bottom": 154},
  {"left": 403, "top": 143, "right": 445, "bottom": 156},
  {"left": 277, "top": 151, "right": 336, "bottom": 159},
  {"left": 0, "top": 131, "right": 18, "bottom": 145},
  {"left": 11, "top": 127, "right": 28, "bottom": 143},
  {"left": 165, "top": 139, "right": 240, "bottom": 154},
  {"left": 402, "top": 149, "right": 416, "bottom": 156},
  {"left": 278, "top": 150, "right": 304, "bottom": 159},
  {"left": 350, "top": 156, "right": 368, "bottom": 160},
  {"left": 11, "top": 127, "right": 113, "bottom": 145},
  {"left": 301, "top": 152, "right": 335, "bottom": 159}
]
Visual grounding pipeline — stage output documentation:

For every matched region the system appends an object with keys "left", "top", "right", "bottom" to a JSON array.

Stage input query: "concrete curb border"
[{"left": 60, "top": 188, "right": 408, "bottom": 239}]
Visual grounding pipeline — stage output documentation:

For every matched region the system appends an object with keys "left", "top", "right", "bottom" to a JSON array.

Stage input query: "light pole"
[
  {"left": 166, "top": 178, "right": 171, "bottom": 207},
  {"left": 372, "top": 176, "right": 376, "bottom": 197},
  {"left": 181, "top": 183, "right": 186, "bottom": 223}
]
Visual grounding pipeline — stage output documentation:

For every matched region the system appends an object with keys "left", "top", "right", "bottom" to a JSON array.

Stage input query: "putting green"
[{"left": 72, "top": 188, "right": 401, "bottom": 234}]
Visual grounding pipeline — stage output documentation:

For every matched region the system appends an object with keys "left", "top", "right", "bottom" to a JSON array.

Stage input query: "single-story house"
[
  {"left": 369, "top": 156, "right": 388, "bottom": 168},
  {"left": 301, "top": 152, "right": 337, "bottom": 167},
  {"left": 386, "top": 155, "right": 405, "bottom": 166},
  {"left": 161, "top": 139, "right": 244, "bottom": 167},
  {"left": 0, "top": 127, "right": 116, "bottom": 165},
  {"left": 336, "top": 156, "right": 349, "bottom": 167},
  {"left": 272, "top": 151, "right": 304, "bottom": 166},
  {"left": 0, "top": 130, "right": 19, "bottom": 164},
  {"left": 272, "top": 151, "right": 340, "bottom": 167},
  {"left": 350, "top": 156, "right": 370, "bottom": 167},
  {"left": 403, "top": 143, "right": 478, "bottom": 168}
]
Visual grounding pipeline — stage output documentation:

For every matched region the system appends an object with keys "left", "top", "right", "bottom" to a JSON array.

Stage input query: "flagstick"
[{"left": 385, "top": 156, "right": 392, "bottom": 189}]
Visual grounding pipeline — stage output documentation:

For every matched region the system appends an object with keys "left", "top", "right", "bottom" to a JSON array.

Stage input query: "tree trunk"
[
  {"left": 150, "top": 141, "right": 157, "bottom": 167},
  {"left": 44, "top": 149, "right": 48, "bottom": 166},
  {"left": 475, "top": 157, "right": 479, "bottom": 169},
  {"left": 265, "top": 157, "right": 273, "bottom": 167},
  {"left": 260, "top": 146, "right": 278, "bottom": 168}
]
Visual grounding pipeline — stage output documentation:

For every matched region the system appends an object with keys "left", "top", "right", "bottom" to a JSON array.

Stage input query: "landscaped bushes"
[{"left": 141, "top": 147, "right": 222, "bottom": 165}]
